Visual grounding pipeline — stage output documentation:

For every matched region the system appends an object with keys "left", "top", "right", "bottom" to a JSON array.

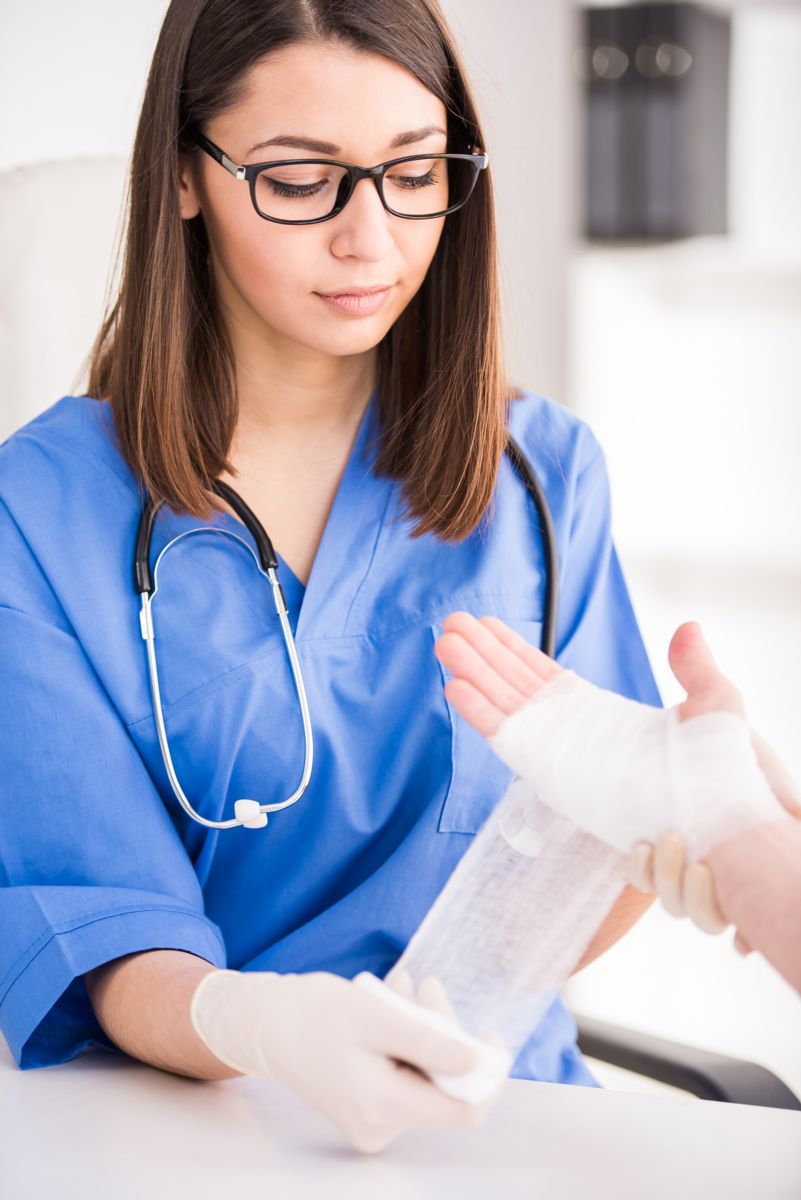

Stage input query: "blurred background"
[{"left": 1, "top": 0, "right": 799, "bottom": 1096}]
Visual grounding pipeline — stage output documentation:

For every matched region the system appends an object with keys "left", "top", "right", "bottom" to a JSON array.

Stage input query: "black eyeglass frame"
[{"left": 192, "top": 132, "right": 489, "bottom": 225}]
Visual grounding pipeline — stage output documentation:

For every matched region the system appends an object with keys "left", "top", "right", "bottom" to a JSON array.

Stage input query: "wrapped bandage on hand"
[
  {"left": 487, "top": 670, "right": 789, "bottom": 864},
  {"left": 490, "top": 680, "right": 801, "bottom": 989}
]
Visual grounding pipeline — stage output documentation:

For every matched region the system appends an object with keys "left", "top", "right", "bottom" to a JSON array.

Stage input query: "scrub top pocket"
[{"left": 430, "top": 618, "right": 544, "bottom": 835}]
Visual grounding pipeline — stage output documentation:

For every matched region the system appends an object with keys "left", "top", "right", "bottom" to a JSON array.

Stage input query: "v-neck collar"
[
  {"left": 289, "top": 385, "right": 387, "bottom": 640},
  {"left": 159, "top": 387, "right": 390, "bottom": 642}
]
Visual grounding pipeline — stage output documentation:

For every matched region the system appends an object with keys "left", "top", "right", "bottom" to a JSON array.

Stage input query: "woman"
[{"left": 0, "top": 0, "right": 659, "bottom": 1152}]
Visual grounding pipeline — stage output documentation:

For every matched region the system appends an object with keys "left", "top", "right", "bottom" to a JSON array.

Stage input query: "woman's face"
[{"left": 180, "top": 41, "right": 448, "bottom": 364}]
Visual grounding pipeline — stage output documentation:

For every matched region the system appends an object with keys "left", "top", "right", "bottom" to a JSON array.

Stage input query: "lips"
[
  {"left": 315, "top": 286, "right": 394, "bottom": 317},
  {"left": 317, "top": 285, "right": 393, "bottom": 298}
]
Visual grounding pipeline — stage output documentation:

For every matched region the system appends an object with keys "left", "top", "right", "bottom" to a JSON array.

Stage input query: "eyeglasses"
[{"left": 193, "top": 132, "right": 489, "bottom": 225}]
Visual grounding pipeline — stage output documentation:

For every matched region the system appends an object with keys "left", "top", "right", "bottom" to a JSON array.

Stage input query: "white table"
[{"left": 2, "top": 1039, "right": 799, "bottom": 1199}]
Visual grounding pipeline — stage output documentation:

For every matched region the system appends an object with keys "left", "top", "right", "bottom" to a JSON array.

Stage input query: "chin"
[{"left": 302, "top": 320, "right": 398, "bottom": 358}]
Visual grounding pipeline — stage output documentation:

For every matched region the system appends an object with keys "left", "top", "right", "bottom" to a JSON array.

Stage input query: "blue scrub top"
[{"left": 0, "top": 390, "right": 660, "bottom": 1081}]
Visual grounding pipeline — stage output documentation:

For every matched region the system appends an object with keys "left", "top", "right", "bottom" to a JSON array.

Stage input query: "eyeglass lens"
[{"left": 252, "top": 156, "right": 477, "bottom": 221}]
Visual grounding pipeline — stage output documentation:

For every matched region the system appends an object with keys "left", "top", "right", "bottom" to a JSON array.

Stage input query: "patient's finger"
[
  {"left": 435, "top": 632, "right": 531, "bottom": 716},
  {"left": 477, "top": 616, "right": 562, "bottom": 683},
  {"left": 683, "top": 863, "right": 729, "bottom": 934},
  {"left": 444, "top": 678, "right": 505, "bottom": 737},
  {"left": 440, "top": 612, "right": 547, "bottom": 696},
  {"left": 751, "top": 729, "right": 801, "bottom": 818},
  {"left": 654, "top": 833, "right": 687, "bottom": 917}
]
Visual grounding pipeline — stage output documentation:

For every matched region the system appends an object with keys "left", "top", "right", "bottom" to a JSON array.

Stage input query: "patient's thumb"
[
  {"left": 668, "top": 622, "right": 716, "bottom": 688},
  {"left": 668, "top": 622, "right": 745, "bottom": 719}
]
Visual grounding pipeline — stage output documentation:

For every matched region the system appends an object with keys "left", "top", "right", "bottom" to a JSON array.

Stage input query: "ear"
[{"left": 178, "top": 153, "right": 202, "bottom": 220}]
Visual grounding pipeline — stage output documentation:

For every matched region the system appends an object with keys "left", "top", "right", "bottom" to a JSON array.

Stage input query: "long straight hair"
[{"left": 88, "top": 0, "right": 517, "bottom": 540}]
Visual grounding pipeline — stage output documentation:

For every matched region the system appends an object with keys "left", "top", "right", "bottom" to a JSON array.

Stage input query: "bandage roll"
[{"left": 393, "top": 779, "right": 626, "bottom": 1065}]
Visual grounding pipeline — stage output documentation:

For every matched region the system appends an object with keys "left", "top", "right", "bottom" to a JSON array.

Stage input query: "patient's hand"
[
  {"left": 434, "top": 614, "right": 744, "bottom": 735},
  {"left": 435, "top": 614, "right": 800, "bottom": 948}
]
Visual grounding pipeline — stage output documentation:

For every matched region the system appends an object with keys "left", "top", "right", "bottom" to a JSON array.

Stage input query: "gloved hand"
[{"left": 190, "top": 967, "right": 496, "bottom": 1153}]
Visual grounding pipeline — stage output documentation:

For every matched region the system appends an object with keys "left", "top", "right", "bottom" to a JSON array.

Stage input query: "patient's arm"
[{"left": 708, "top": 820, "right": 801, "bottom": 993}]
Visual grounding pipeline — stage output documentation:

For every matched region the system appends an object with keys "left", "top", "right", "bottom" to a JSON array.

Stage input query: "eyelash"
[
  {"left": 396, "top": 169, "right": 438, "bottom": 189},
  {"left": 268, "top": 180, "right": 327, "bottom": 198},
  {"left": 265, "top": 168, "right": 440, "bottom": 199}
]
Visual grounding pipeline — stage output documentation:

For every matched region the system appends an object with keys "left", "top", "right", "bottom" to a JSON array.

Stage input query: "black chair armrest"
[{"left": 575, "top": 1014, "right": 801, "bottom": 1110}]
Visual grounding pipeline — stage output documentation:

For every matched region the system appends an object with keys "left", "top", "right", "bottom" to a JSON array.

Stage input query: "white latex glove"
[{"left": 190, "top": 968, "right": 495, "bottom": 1154}]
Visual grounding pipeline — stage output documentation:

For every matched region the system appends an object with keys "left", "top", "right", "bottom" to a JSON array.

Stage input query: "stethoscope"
[{"left": 134, "top": 434, "right": 558, "bottom": 832}]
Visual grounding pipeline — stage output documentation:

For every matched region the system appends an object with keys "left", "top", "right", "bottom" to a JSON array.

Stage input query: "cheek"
[
  {"left": 399, "top": 219, "right": 445, "bottom": 284},
  {"left": 208, "top": 206, "right": 315, "bottom": 312}
]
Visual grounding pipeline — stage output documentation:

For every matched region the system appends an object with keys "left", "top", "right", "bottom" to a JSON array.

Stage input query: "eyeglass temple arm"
[{"left": 193, "top": 131, "right": 246, "bottom": 179}]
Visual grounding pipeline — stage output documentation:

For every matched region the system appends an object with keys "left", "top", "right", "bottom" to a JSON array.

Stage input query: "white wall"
[
  {"left": 729, "top": 5, "right": 801, "bottom": 251},
  {"left": 0, "top": 0, "right": 170, "bottom": 170},
  {"left": 440, "top": 0, "right": 579, "bottom": 402}
]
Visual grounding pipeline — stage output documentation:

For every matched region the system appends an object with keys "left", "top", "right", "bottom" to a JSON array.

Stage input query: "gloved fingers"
[
  {"left": 339, "top": 1120, "right": 401, "bottom": 1156},
  {"left": 682, "top": 862, "right": 729, "bottom": 934},
  {"left": 627, "top": 842, "right": 656, "bottom": 892},
  {"left": 384, "top": 967, "right": 415, "bottom": 1000},
  {"left": 435, "top": 628, "right": 537, "bottom": 715},
  {"left": 750, "top": 729, "right": 801, "bottom": 817},
  {"left": 443, "top": 677, "right": 505, "bottom": 738},
  {"left": 416, "top": 974, "right": 459, "bottom": 1024},
  {"left": 476, "top": 615, "right": 562, "bottom": 684},
  {"left": 653, "top": 833, "right": 687, "bottom": 917},
  {"left": 380, "top": 1003, "right": 476, "bottom": 1079},
  {"left": 388, "top": 972, "right": 462, "bottom": 1035},
  {"left": 380, "top": 1057, "right": 488, "bottom": 1133}
]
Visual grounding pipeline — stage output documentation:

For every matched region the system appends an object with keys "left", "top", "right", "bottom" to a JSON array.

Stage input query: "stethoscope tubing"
[{"left": 134, "top": 436, "right": 558, "bottom": 830}]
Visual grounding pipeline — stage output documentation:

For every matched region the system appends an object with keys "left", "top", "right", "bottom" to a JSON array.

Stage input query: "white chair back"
[{"left": 0, "top": 157, "right": 128, "bottom": 441}]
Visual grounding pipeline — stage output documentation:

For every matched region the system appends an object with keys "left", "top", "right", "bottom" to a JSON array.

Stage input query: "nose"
[{"left": 328, "top": 174, "right": 395, "bottom": 262}]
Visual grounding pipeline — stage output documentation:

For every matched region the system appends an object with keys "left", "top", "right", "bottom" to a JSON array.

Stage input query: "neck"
[
  {"left": 221, "top": 300, "right": 376, "bottom": 443},
  {"left": 236, "top": 352, "right": 375, "bottom": 443}
]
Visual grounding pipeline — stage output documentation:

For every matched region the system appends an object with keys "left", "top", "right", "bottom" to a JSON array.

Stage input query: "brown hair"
[{"left": 88, "top": 0, "right": 516, "bottom": 540}]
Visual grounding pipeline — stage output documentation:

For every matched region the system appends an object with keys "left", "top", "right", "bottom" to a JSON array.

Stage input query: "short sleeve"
[
  {"left": 0, "top": 501, "right": 226, "bottom": 1069},
  {"left": 555, "top": 431, "right": 662, "bottom": 707}
]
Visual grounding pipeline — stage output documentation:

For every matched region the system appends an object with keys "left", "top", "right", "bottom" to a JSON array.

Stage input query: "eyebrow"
[{"left": 245, "top": 125, "right": 448, "bottom": 158}]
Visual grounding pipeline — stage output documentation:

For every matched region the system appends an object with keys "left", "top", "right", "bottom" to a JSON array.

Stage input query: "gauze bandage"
[
  {"left": 488, "top": 670, "right": 788, "bottom": 862},
  {"left": 391, "top": 780, "right": 626, "bottom": 1078},
  {"left": 391, "top": 672, "right": 789, "bottom": 1081}
]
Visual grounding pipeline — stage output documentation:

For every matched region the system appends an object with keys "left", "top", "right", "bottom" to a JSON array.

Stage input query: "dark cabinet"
[{"left": 581, "top": 3, "right": 731, "bottom": 240}]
